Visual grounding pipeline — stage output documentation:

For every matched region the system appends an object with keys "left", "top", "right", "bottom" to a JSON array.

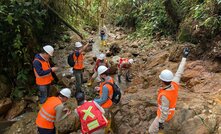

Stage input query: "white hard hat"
[
  {"left": 43, "top": 45, "right": 54, "bottom": 56},
  {"left": 60, "top": 88, "right": 71, "bottom": 98},
  {"left": 97, "top": 66, "right": 108, "bottom": 75},
  {"left": 98, "top": 53, "right": 106, "bottom": 60},
  {"left": 75, "top": 42, "right": 82, "bottom": 48},
  {"left": 159, "top": 69, "right": 174, "bottom": 82},
  {"left": 128, "top": 59, "right": 134, "bottom": 64}
]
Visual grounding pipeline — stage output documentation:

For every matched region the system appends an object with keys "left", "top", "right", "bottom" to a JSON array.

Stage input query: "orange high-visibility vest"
[
  {"left": 99, "top": 78, "right": 114, "bottom": 108},
  {"left": 33, "top": 58, "right": 53, "bottom": 85},
  {"left": 76, "top": 101, "right": 108, "bottom": 134},
  {"left": 118, "top": 58, "right": 129, "bottom": 69},
  {"left": 73, "top": 52, "right": 84, "bottom": 70},
  {"left": 36, "top": 97, "right": 62, "bottom": 129},
  {"left": 157, "top": 81, "right": 179, "bottom": 122},
  {"left": 94, "top": 59, "right": 108, "bottom": 72}
]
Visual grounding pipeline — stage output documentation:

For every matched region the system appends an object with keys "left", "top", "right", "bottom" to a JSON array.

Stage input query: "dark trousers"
[
  {"left": 37, "top": 127, "right": 56, "bottom": 134},
  {"left": 38, "top": 84, "right": 50, "bottom": 104},
  {"left": 73, "top": 69, "right": 83, "bottom": 91}
]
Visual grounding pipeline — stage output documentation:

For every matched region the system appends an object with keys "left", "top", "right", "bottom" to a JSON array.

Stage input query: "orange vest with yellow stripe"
[
  {"left": 33, "top": 58, "right": 53, "bottom": 85},
  {"left": 76, "top": 101, "right": 108, "bottom": 134},
  {"left": 99, "top": 78, "right": 114, "bottom": 108},
  {"left": 36, "top": 97, "right": 62, "bottom": 129},
  {"left": 157, "top": 81, "right": 179, "bottom": 122},
  {"left": 73, "top": 52, "right": 84, "bottom": 70}
]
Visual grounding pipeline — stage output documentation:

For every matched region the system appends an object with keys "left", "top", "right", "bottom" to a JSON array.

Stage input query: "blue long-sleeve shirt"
[
  {"left": 94, "top": 85, "right": 109, "bottom": 105},
  {"left": 33, "top": 54, "right": 52, "bottom": 76},
  {"left": 94, "top": 76, "right": 113, "bottom": 105}
]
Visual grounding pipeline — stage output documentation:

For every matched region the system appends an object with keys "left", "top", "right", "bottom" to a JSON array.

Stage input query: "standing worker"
[
  {"left": 148, "top": 48, "right": 190, "bottom": 134},
  {"left": 100, "top": 28, "right": 107, "bottom": 46},
  {"left": 117, "top": 58, "right": 134, "bottom": 83},
  {"left": 75, "top": 92, "right": 108, "bottom": 134},
  {"left": 36, "top": 88, "right": 72, "bottom": 134},
  {"left": 33, "top": 45, "right": 58, "bottom": 105},
  {"left": 72, "top": 41, "right": 89, "bottom": 92},
  {"left": 87, "top": 53, "right": 110, "bottom": 86}
]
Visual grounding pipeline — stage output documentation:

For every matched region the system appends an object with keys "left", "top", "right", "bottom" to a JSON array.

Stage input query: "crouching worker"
[
  {"left": 87, "top": 53, "right": 110, "bottom": 86},
  {"left": 148, "top": 48, "right": 190, "bottom": 134},
  {"left": 94, "top": 66, "right": 114, "bottom": 133},
  {"left": 117, "top": 58, "right": 134, "bottom": 83},
  {"left": 36, "top": 88, "right": 72, "bottom": 134},
  {"left": 75, "top": 92, "right": 108, "bottom": 134}
]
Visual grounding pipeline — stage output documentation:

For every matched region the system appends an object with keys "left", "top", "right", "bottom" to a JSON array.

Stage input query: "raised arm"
[{"left": 173, "top": 48, "right": 190, "bottom": 84}]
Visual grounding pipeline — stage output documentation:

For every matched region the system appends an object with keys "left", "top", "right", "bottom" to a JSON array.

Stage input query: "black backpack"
[
  {"left": 105, "top": 82, "right": 121, "bottom": 104},
  {"left": 67, "top": 52, "right": 80, "bottom": 67},
  {"left": 67, "top": 52, "right": 75, "bottom": 67}
]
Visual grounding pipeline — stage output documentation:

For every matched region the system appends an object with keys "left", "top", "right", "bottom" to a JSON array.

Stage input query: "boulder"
[
  {"left": 5, "top": 112, "right": 38, "bottom": 134},
  {"left": 5, "top": 100, "right": 27, "bottom": 120},
  {"left": 0, "top": 98, "right": 12, "bottom": 116}
]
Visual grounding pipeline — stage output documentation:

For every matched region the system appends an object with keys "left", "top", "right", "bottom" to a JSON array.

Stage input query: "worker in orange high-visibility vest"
[
  {"left": 75, "top": 91, "right": 108, "bottom": 134},
  {"left": 33, "top": 45, "right": 58, "bottom": 105},
  {"left": 148, "top": 48, "right": 190, "bottom": 134},
  {"left": 72, "top": 41, "right": 89, "bottom": 92},
  {"left": 36, "top": 88, "right": 71, "bottom": 134},
  {"left": 94, "top": 66, "right": 114, "bottom": 109}
]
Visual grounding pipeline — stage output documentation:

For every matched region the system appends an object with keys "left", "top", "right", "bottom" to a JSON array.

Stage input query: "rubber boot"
[{"left": 118, "top": 75, "right": 121, "bottom": 83}]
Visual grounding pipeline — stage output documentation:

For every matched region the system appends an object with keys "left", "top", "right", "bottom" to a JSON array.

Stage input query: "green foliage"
[
  {"left": 192, "top": 4, "right": 208, "bottom": 20},
  {"left": 60, "top": 34, "right": 71, "bottom": 42},
  {"left": 109, "top": 0, "right": 177, "bottom": 38},
  {"left": 0, "top": 0, "right": 49, "bottom": 99}
]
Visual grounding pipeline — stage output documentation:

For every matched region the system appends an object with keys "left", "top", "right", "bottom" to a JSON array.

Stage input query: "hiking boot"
[{"left": 118, "top": 75, "right": 121, "bottom": 83}]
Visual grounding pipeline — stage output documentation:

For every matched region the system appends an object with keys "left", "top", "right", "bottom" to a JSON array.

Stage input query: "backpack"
[
  {"left": 67, "top": 52, "right": 80, "bottom": 67},
  {"left": 67, "top": 52, "right": 75, "bottom": 67},
  {"left": 105, "top": 82, "right": 121, "bottom": 104}
]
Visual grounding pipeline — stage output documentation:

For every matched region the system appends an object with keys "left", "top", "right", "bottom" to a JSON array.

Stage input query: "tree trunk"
[{"left": 163, "top": 0, "right": 182, "bottom": 25}]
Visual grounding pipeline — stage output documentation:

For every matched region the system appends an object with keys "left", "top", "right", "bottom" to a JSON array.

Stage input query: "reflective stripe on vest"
[
  {"left": 36, "top": 97, "right": 62, "bottom": 129},
  {"left": 33, "top": 58, "right": 53, "bottom": 85},
  {"left": 39, "top": 107, "right": 56, "bottom": 122},
  {"left": 82, "top": 106, "right": 95, "bottom": 120},
  {"left": 87, "top": 120, "right": 99, "bottom": 131},
  {"left": 158, "top": 105, "right": 175, "bottom": 112},
  {"left": 39, "top": 111, "right": 55, "bottom": 122},
  {"left": 157, "top": 82, "right": 179, "bottom": 121},
  {"left": 76, "top": 101, "right": 108, "bottom": 133}
]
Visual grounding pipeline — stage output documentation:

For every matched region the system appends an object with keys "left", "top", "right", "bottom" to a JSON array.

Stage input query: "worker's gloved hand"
[
  {"left": 183, "top": 47, "right": 190, "bottom": 58},
  {"left": 159, "top": 122, "right": 164, "bottom": 130}
]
